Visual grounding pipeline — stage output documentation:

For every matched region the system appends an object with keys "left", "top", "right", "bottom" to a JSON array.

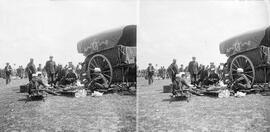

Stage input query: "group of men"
[
  {"left": 147, "top": 56, "right": 252, "bottom": 96},
  {"left": 3, "top": 56, "right": 83, "bottom": 86}
]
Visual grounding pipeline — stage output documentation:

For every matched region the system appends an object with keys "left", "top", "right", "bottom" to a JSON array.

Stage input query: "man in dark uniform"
[
  {"left": 45, "top": 56, "right": 57, "bottom": 86},
  {"left": 188, "top": 57, "right": 199, "bottom": 85},
  {"left": 55, "top": 64, "right": 66, "bottom": 85},
  {"left": 62, "top": 68, "right": 77, "bottom": 85},
  {"left": 167, "top": 59, "right": 179, "bottom": 83},
  {"left": 147, "top": 63, "right": 155, "bottom": 85},
  {"left": 202, "top": 68, "right": 220, "bottom": 86},
  {"left": 26, "top": 58, "right": 36, "bottom": 82},
  {"left": 4, "top": 62, "right": 12, "bottom": 85}
]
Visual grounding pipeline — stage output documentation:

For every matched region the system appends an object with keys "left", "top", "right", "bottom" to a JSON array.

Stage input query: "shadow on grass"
[{"left": 162, "top": 96, "right": 189, "bottom": 103}]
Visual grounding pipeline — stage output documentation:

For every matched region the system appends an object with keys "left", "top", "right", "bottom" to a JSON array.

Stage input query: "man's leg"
[{"left": 6, "top": 74, "right": 8, "bottom": 85}]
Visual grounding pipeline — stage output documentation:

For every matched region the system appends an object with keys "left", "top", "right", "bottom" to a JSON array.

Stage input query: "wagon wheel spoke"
[
  {"left": 93, "top": 58, "right": 99, "bottom": 68},
  {"left": 88, "top": 67, "right": 95, "bottom": 71},
  {"left": 103, "top": 73, "right": 112, "bottom": 80},
  {"left": 235, "top": 59, "right": 241, "bottom": 68},
  {"left": 232, "top": 63, "right": 239, "bottom": 69},
  {"left": 244, "top": 74, "right": 254, "bottom": 81},
  {"left": 244, "top": 71, "right": 253, "bottom": 74},
  {"left": 90, "top": 63, "right": 96, "bottom": 68}
]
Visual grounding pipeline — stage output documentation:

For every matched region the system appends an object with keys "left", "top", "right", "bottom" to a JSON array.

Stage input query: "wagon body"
[
  {"left": 77, "top": 25, "right": 136, "bottom": 85},
  {"left": 220, "top": 26, "right": 270, "bottom": 84}
]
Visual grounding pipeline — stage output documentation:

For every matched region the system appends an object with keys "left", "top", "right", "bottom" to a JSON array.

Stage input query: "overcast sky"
[
  {"left": 138, "top": 0, "right": 269, "bottom": 69},
  {"left": 0, "top": 0, "right": 136, "bottom": 68}
]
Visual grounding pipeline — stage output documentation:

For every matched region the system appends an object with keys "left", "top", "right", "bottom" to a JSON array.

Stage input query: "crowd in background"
[
  {"left": 0, "top": 56, "right": 84, "bottom": 85},
  {"left": 138, "top": 57, "right": 228, "bottom": 86}
]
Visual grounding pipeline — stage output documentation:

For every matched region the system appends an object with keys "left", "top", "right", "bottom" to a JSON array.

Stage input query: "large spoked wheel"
[
  {"left": 88, "top": 54, "right": 113, "bottom": 85},
  {"left": 230, "top": 55, "right": 255, "bottom": 85}
]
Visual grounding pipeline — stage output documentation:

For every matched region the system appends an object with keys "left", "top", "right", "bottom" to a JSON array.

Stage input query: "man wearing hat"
[
  {"left": 62, "top": 68, "right": 77, "bottom": 85},
  {"left": 202, "top": 68, "right": 219, "bottom": 86},
  {"left": 4, "top": 62, "right": 12, "bottom": 85},
  {"left": 167, "top": 59, "right": 179, "bottom": 83},
  {"left": 147, "top": 63, "right": 155, "bottom": 85},
  {"left": 26, "top": 58, "right": 36, "bottom": 82},
  {"left": 188, "top": 57, "right": 199, "bottom": 85},
  {"left": 231, "top": 68, "right": 251, "bottom": 92},
  {"left": 90, "top": 68, "right": 108, "bottom": 90},
  {"left": 172, "top": 73, "right": 190, "bottom": 96},
  {"left": 45, "top": 56, "right": 57, "bottom": 86}
]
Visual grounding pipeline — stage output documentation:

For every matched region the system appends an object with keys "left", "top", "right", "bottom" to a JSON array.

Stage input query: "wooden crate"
[
  {"left": 163, "top": 84, "right": 172, "bottom": 93},
  {"left": 20, "top": 84, "right": 29, "bottom": 93}
]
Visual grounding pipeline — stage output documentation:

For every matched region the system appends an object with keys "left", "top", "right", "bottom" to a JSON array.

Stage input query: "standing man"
[
  {"left": 167, "top": 59, "right": 179, "bottom": 83},
  {"left": 147, "top": 63, "right": 155, "bottom": 85},
  {"left": 4, "top": 62, "right": 12, "bottom": 85},
  {"left": 188, "top": 57, "right": 199, "bottom": 85},
  {"left": 45, "top": 56, "right": 57, "bottom": 86},
  {"left": 26, "top": 58, "right": 36, "bottom": 82}
]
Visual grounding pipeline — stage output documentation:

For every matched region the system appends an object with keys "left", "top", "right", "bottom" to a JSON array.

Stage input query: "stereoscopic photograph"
[
  {"left": 0, "top": 0, "right": 270, "bottom": 132},
  {"left": 0, "top": 0, "right": 136, "bottom": 131},
  {"left": 137, "top": 0, "right": 270, "bottom": 132}
]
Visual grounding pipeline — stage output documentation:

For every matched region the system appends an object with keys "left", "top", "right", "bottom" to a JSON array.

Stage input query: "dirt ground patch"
[
  {"left": 138, "top": 77, "right": 270, "bottom": 132},
  {"left": 0, "top": 78, "right": 136, "bottom": 132}
]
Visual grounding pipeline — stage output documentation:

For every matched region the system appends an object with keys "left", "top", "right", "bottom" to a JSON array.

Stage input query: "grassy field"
[
  {"left": 0, "top": 78, "right": 136, "bottom": 132},
  {"left": 138, "top": 77, "right": 270, "bottom": 132}
]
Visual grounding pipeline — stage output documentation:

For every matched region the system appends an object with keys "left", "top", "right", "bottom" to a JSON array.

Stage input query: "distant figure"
[
  {"left": 188, "top": 57, "right": 199, "bottom": 85},
  {"left": 68, "top": 62, "right": 75, "bottom": 70},
  {"left": 179, "top": 64, "right": 184, "bottom": 72},
  {"left": 37, "top": 64, "right": 42, "bottom": 72},
  {"left": 167, "top": 59, "right": 179, "bottom": 83},
  {"left": 147, "top": 63, "right": 155, "bottom": 85},
  {"left": 4, "top": 62, "right": 12, "bottom": 85},
  {"left": 26, "top": 58, "right": 36, "bottom": 82},
  {"left": 231, "top": 68, "right": 251, "bottom": 92},
  {"left": 90, "top": 68, "right": 109, "bottom": 90},
  {"left": 45, "top": 56, "right": 57, "bottom": 86}
]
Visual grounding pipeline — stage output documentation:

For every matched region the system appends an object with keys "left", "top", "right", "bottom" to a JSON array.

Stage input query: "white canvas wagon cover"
[
  {"left": 219, "top": 26, "right": 270, "bottom": 56},
  {"left": 77, "top": 25, "right": 136, "bottom": 56}
]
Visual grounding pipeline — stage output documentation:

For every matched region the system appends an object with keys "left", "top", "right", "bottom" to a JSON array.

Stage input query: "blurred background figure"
[
  {"left": 26, "top": 58, "right": 36, "bottom": 82},
  {"left": 4, "top": 62, "right": 12, "bottom": 85},
  {"left": 147, "top": 63, "right": 155, "bottom": 85}
]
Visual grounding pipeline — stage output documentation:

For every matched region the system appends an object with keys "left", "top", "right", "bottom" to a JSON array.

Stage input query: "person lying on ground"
[
  {"left": 231, "top": 68, "right": 251, "bottom": 92},
  {"left": 62, "top": 68, "right": 78, "bottom": 85},
  {"left": 202, "top": 68, "right": 220, "bottom": 86},
  {"left": 89, "top": 68, "right": 109, "bottom": 91},
  {"left": 172, "top": 73, "right": 190, "bottom": 96}
]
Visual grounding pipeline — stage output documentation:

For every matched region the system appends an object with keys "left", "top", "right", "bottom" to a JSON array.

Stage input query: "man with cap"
[
  {"left": 26, "top": 58, "right": 36, "bottom": 82},
  {"left": 231, "top": 68, "right": 251, "bottom": 92},
  {"left": 147, "top": 63, "right": 155, "bottom": 85},
  {"left": 172, "top": 73, "right": 190, "bottom": 96},
  {"left": 90, "top": 68, "right": 109, "bottom": 90},
  {"left": 4, "top": 62, "right": 12, "bottom": 85},
  {"left": 202, "top": 68, "right": 219, "bottom": 86},
  {"left": 62, "top": 68, "right": 77, "bottom": 85},
  {"left": 167, "top": 59, "right": 179, "bottom": 83},
  {"left": 188, "top": 57, "right": 199, "bottom": 85},
  {"left": 55, "top": 64, "right": 66, "bottom": 85},
  {"left": 45, "top": 56, "right": 57, "bottom": 86}
]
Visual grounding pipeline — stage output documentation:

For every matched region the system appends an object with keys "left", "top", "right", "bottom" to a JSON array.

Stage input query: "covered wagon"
[
  {"left": 77, "top": 25, "right": 136, "bottom": 86},
  {"left": 219, "top": 26, "right": 270, "bottom": 85}
]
